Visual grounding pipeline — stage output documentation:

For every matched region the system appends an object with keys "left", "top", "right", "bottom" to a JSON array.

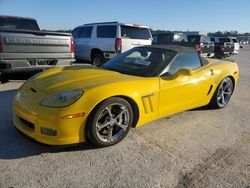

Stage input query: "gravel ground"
[{"left": 0, "top": 47, "right": 250, "bottom": 188}]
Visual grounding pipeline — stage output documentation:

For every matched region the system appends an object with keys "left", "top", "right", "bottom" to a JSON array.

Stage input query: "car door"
[
  {"left": 74, "top": 26, "right": 93, "bottom": 60},
  {"left": 158, "top": 52, "right": 213, "bottom": 118}
]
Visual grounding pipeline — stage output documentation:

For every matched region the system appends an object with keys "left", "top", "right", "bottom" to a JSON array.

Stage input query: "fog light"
[{"left": 41, "top": 127, "right": 57, "bottom": 136}]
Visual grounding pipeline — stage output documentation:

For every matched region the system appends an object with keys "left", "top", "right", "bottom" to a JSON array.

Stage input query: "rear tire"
[
  {"left": 209, "top": 77, "right": 234, "bottom": 109},
  {"left": 0, "top": 72, "right": 8, "bottom": 84},
  {"left": 86, "top": 97, "right": 133, "bottom": 147},
  {"left": 92, "top": 52, "right": 104, "bottom": 67}
]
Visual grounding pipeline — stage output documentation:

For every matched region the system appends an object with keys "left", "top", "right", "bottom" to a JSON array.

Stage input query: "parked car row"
[
  {"left": 152, "top": 31, "right": 215, "bottom": 58},
  {"left": 0, "top": 15, "right": 241, "bottom": 83},
  {"left": 152, "top": 32, "right": 240, "bottom": 59}
]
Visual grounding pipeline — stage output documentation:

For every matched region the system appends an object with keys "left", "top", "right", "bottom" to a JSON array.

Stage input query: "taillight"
[
  {"left": 0, "top": 34, "right": 3, "bottom": 53},
  {"left": 195, "top": 44, "right": 201, "bottom": 52},
  {"left": 115, "top": 38, "right": 122, "bottom": 53},
  {"left": 70, "top": 36, "right": 75, "bottom": 53},
  {"left": 220, "top": 44, "right": 225, "bottom": 51}
]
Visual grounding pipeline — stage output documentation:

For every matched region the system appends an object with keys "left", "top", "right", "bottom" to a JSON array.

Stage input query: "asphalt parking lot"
[{"left": 0, "top": 47, "right": 250, "bottom": 188}]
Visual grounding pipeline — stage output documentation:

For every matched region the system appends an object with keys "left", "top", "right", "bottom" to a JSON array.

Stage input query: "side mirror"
[
  {"left": 175, "top": 68, "right": 192, "bottom": 77},
  {"left": 161, "top": 68, "right": 192, "bottom": 80}
]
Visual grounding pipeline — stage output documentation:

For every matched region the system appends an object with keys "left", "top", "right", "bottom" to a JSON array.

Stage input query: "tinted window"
[
  {"left": 173, "top": 33, "right": 188, "bottom": 42},
  {"left": 219, "top": 38, "right": 230, "bottom": 43},
  {"left": 121, "top": 26, "right": 151, "bottom": 39},
  {"left": 72, "top": 28, "right": 81, "bottom": 38},
  {"left": 167, "top": 52, "right": 201, "bottom": 75},
  {"left": 97, "top": 25, "right": 116, "bottom": 38},
  {"left": 187, "top": 35, "right": 201, "bottom": 44},
  {"left": 200, "top": 36, "right": 211, "bottom": 43},
  {"left": 78, "top": 26, "right": 93, "bottom": 38},
  {"left": 153, "top": 33, "right": 174, "bottom": 44},
  {"left": 0, "top": 17, "right": 39, "bottom": 30},
  {"left": 152, "top": 35, "right": 158, "bottom": 43},
  {"left": 102, "top": 47, "right": 175, "bottom": 77},
  {"left": 232, "top": 39, "right": 237, "bottom": 43}
]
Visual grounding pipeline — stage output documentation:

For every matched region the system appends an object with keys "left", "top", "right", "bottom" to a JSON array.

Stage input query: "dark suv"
[
  {"left": 153, "top": 32, "right": 215, "bottom": 58},
  {"left": 210, "top": 37, "right": 234, "bottom": 58}
]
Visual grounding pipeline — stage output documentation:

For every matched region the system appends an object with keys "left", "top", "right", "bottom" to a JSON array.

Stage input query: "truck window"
[
  {"left": 97, "top": 25, "right": 117, "bottom": 38},
  {"left": 78, "top": 27, "right": 93, "bottom": 38},
  {"left": 232, "top": 39, "right": 238, "bottom": 43},
  {"left": 121, "top": 26, "right": 151, "bottom": 39},
  {"left": 200, "top": 36, "right": 211, "bottom": 43},
  {"left": 219, "top": 38, "right": 230, "bottom": 43},
  {"left": 72, "top": 28, "right": 81, "bottom": 38},
  {"left": 152, "top": 35, "right": 158, "bottom": 43},
  {"left": 155, "top": 33, "right": 174, "bottom": 44},
  {"left": 173, "top": 33, "right": 187, "bottom": 42},
  {"left": 187, "top": 35, "right": 201, "bottom": 44},
  {"left": 0, "top": 17, "right": 40, "bottom": 30}
]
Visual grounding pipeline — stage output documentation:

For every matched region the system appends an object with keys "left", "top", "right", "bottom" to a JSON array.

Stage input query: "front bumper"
[{"left": 13, "top": 86, "right": 87, "bottom": 145}]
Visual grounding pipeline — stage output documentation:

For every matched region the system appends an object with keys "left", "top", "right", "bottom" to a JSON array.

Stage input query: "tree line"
[{"left": 151, "top": 29, "right": 250, "bottom": 37}]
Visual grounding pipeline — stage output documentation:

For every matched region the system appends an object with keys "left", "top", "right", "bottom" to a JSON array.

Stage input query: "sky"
[{"left": 0, "top": 0, "right": 249, "bottom": 33}]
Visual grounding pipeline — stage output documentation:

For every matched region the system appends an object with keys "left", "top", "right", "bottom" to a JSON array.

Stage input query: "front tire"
[
  {"left": 209, "top": 77, "right": 234, "bottom": 109},
  {"left": 86, "top": 97, "right": 133, "bottom": 147}
]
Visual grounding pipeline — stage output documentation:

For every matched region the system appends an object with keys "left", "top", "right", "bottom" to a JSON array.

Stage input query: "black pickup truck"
[
  {"left": 152, "top": 32, "right": 215, "bottom": 58},
  {"left": 210, "top": 37, "right": 234, "bottom": 59}
]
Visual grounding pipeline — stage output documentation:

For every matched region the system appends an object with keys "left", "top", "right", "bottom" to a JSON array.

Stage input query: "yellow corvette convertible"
[{"left": 13, "top": 45, "right": 239, "bottom": 147}]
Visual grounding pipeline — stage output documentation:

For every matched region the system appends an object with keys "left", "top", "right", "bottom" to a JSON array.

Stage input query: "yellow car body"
[{"left": 13, "top": 49, "right": 239, "bottom": 146}]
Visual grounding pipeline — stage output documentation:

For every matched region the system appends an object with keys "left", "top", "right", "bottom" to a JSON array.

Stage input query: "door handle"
[{"left": 210, "top": 69, "right": 214, "bottom": 76}]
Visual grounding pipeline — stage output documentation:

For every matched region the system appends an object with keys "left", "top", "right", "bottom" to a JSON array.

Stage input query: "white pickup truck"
[{"left": 0, "top": 16, "right": 75, "bottom": 83}]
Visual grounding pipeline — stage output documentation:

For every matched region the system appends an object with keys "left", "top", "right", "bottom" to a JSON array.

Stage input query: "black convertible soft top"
[{"left": 140, "top": 44, "right": 196, "bottom": 53}]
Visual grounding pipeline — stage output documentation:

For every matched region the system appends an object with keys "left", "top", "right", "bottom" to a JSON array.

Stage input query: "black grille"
[{"left": 20, "top": 118, "right": 35, "bottom": 130}]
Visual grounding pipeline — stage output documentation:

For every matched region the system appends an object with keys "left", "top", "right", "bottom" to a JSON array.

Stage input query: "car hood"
[{"left": 33, "top": 66, "right": 138, "bottom": 94}]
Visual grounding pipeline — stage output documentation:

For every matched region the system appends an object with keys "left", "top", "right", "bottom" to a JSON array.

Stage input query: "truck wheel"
[
  {"left": 92, "top": 53, "right": 104, "bottom": 67},
  {"left": 0, "top": 73, "right": 8, "bottom": 84}
]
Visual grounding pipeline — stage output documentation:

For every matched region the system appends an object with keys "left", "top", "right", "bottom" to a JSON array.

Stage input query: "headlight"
[{"left": 40, "top": 90, "right": 83, "bottom": 108}]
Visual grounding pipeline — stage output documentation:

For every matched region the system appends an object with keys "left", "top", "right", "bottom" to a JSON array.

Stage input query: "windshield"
[{"left": 102, "top": 47, "right": 176, "bottom": 77}]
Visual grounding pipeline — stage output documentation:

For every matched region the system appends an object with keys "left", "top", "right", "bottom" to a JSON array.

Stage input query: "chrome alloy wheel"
[
  {"left": 95, "top": 103, "right": 130, "bottom": 143},
  {"left": 217, "top": 77, "right": 233, "bottom": 107}
]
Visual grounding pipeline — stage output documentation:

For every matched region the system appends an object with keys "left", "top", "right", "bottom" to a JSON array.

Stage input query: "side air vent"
[
  {"left": 141, "top": 93, "right": 154, "bottom": 114},
  {"left": 207, "top": 85, "right": 213, "bottom": 95}
]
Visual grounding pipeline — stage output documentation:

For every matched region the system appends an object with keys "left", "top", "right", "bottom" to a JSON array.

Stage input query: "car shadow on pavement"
[
  {"left": 0, "top": 89, "right": 98, "bottom": 160},
  {"left": 189, "top": 106, "right": 213, "bottom": 111}
]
